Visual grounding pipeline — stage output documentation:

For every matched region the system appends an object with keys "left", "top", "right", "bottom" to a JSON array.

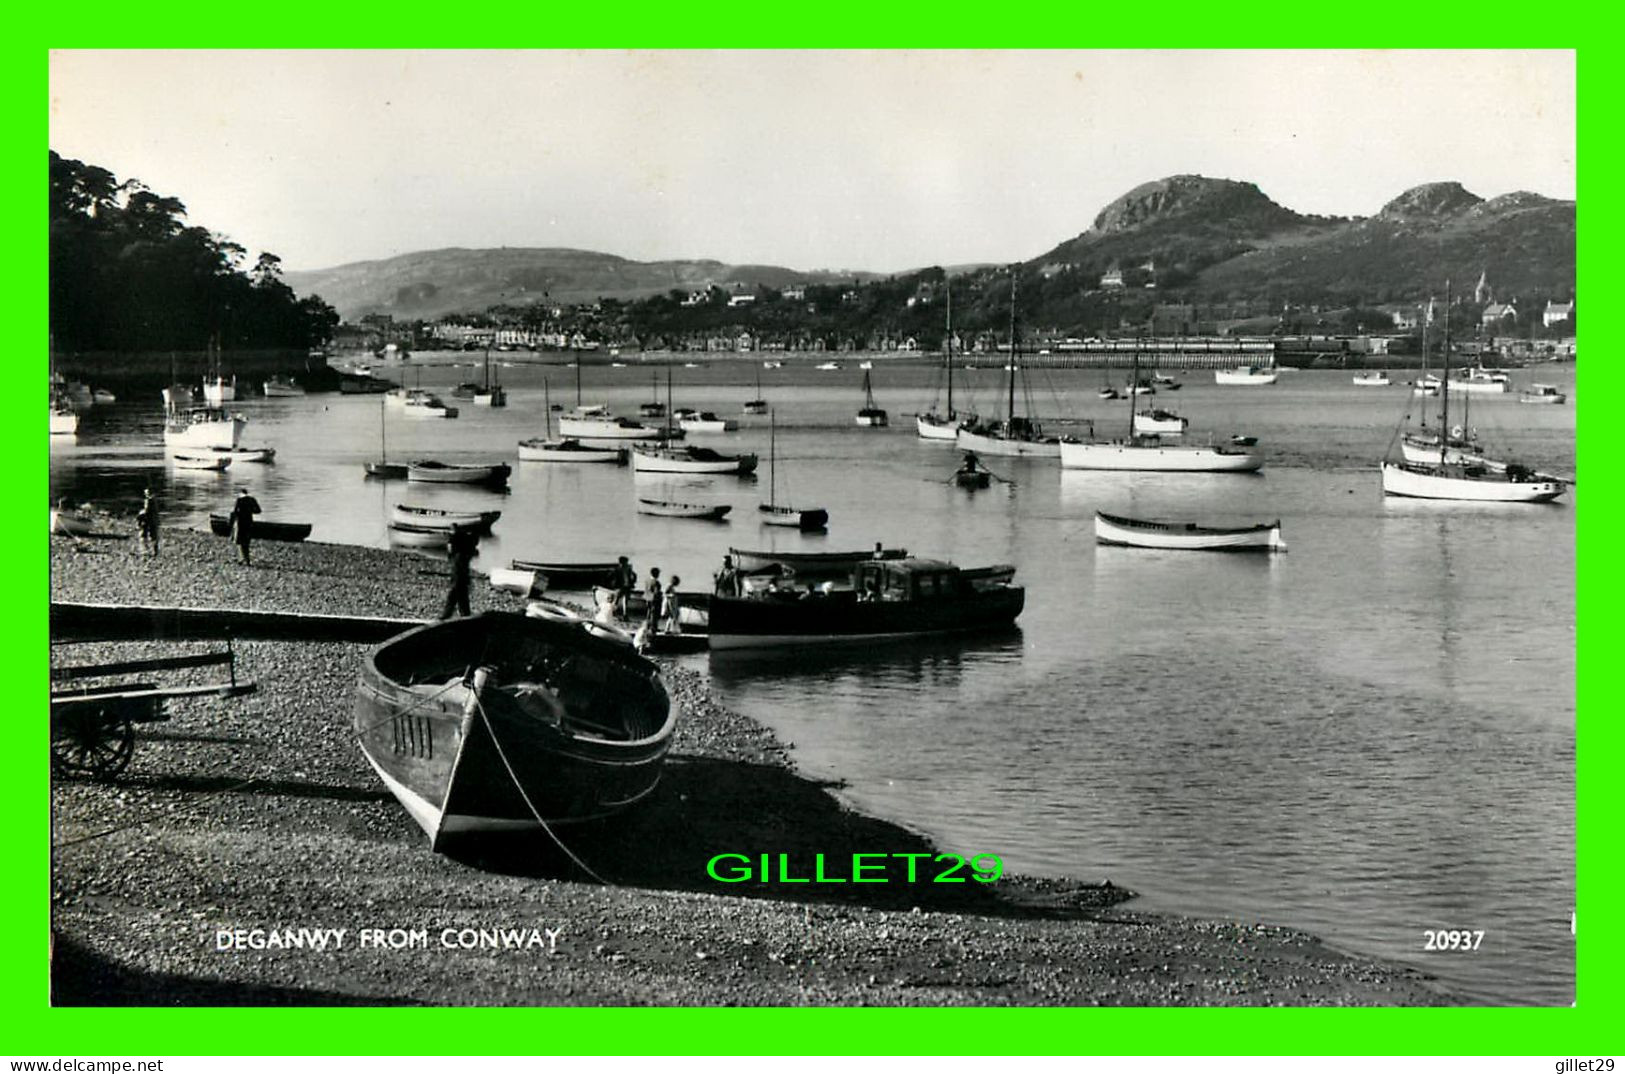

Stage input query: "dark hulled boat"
[
  {"left": 509, "top": 559, "right": 622, "bottom": 590},
  {"left": 353, "top": 612, "right": 674, "bottom": 849},
  {"left": 708, "top": 556, "right": 1023, "bottom": 650},
  {"left": 207, "top": 514, "right": 313, "bottom": 542}
]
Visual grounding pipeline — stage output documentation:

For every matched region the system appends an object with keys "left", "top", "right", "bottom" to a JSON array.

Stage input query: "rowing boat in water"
[
  {"left": 1093, "top": 511, "right": 1287, "bottom": 552},
  {"left": 208, "top": 515, "right": 313, "bottom": 543},
  {"left": 636, "top": 498, "right": 732, "bottom": 520},
  {"left": 407, "top": 460, "right": 512, "bottom": 486},
  {"left": 390, "top": 504, "right": 501, "bottom": 533},
  {"left": 353, "top": 612, "right": 674, "bottom": 849}
]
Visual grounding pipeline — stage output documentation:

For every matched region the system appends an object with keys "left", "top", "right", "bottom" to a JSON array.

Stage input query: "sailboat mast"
[
  {"left": 1440, "top": 280, "right": 1451, "bottom": 465},
  {"left": 379, "top": 395, "right": 388, "bottom": 464},
  {"left": 1006, "top": 268, "right": 1017, "bottom": 426},
  {"left": 1419, "top": 299, "right": 1430, "bottom": 430},
  {"left": 574, "top": 342, "right": 582, "bottom": 407},
  {"left": 1127, "top": 343, "right": 1138, "bottom": 435},
  {"left": 945, "top": 279, "right": 954, "bottom": 417},
  {"left": 544, "top": 377, "right": 552, "bottom": 438},
  {"left": 768, "top": 410, "right": 776, "bottom": 503}
]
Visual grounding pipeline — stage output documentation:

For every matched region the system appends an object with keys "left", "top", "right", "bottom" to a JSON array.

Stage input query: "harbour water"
[{"left": 48, "top": 357, "right": 1576, "bottom": 1004}]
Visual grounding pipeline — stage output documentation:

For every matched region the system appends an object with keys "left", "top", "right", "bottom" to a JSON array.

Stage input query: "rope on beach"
[{"left": 471, "top": 692, "right": 611, "bottom": 886}]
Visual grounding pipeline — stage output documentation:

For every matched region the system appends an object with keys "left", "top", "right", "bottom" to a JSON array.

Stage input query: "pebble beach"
[{"left": 47, "top": 513, "right": 1451, "bottom": 1006}]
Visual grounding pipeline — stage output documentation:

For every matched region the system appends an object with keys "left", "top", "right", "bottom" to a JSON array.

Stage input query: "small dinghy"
[
  {"left": 391, "top": 504, "right": 501, "bottom": 533},
  {"left": 353, "top": 612, "right": 674, "bottom": 849},
  {"left": 169, "top": 451, "right": 232, "bottom": 471},
  {"left": 1093, "top": 511, "right": 1287, "bottom": 552},
  {"left": 407, "top": 460, "right": 512, "bottom": 486},
  {"left": 208, "top": 515, "right": 312, "bottom": 542},
  {"left": 387, "top": 521, "right": 461, "bottom": 547},
  {"left": 637, "top": 498, "right": 732, "bottom": 520}
]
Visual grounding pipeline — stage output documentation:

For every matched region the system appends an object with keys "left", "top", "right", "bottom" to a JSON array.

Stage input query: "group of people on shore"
[{"left": 607, "top": 555, "right": 683, "bottom": 642}]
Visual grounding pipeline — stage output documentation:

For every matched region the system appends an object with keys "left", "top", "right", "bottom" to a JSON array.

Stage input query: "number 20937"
[{"left": 1423, "top": 929, "right": 1484, "bottom": 951}]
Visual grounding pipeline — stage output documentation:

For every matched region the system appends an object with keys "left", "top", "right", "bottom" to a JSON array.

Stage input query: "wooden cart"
[{"left": 49, "top": 643, "right": 256, "bottom": 779}]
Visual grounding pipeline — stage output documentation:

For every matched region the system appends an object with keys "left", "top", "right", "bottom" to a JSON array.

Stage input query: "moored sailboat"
[
  {"left": 759, "top": 411, "right": 829, "bottom": 530},
  {"left": 518, "top": 379, "right": 629, "bottom": 463},
  {"left": 956, "top": 269, "right": 1060, "bottom": 457},
  {"left": 1060, "top": 347, "right": 1262, "bottom": 472},
  {"left": 916, "top": 282, "right": 972, "bottom": 440},
  {"left": 855, "top": 370, "right": 888, "bottom": 427},
  {"left": 1381, "top": 280, "right": 1565, "bottom": 503}
]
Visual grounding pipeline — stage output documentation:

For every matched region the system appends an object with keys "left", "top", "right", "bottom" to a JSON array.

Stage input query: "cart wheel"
[{"left": 50, "top": 702, "right": 136, "bottom": 779}]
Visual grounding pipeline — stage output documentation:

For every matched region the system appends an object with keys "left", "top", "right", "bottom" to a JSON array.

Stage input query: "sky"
[{"left": 48, "top": 50, "right": 1576, "bottom": 274}]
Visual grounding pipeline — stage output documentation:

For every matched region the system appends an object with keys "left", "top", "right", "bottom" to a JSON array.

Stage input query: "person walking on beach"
[
  {"left": 228, "top": 486, "right": 261, "bottom": 565},
  {"left": 137, "top": 487, "right": 160, "bottom": 556},
  {"left": 440, "top": 524, "right": 479, "bottom": 620},
  {"left": 612, "top": 555, "right": 636, "bottom": 617}
]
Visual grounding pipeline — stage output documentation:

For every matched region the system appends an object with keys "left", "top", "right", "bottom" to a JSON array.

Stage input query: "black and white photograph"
[{"left": 47, "top": 49, "right": 1575, "bottom": 1008}]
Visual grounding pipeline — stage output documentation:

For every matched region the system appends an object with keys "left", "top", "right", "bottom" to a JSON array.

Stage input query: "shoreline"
[{"left": 48, "top": 514, "right": 1451, "bottom": 1005}]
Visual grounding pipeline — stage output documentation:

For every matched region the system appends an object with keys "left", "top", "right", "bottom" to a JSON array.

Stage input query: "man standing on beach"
[
  {"left": 137, "top": 487, "right": 160, "bottom": 556},
  {"left": 228, "top": 486, "right": 261, "bottom": 565},
  {"left": 612, "top": 555, "right": 636, "bottom": 617},
  {"left": 440, "top": 524, "right": 479, "bottom": 619},
  {"left": 713, "top": 554, "right": 737, "bottom": 597},
  {"left": 643, "top": 566, "right": 664, "bottom": 634}
]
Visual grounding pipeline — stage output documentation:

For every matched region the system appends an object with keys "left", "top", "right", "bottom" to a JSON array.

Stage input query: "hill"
[{"left": 283, "top": 248, "right": 885, "bottom": 320}]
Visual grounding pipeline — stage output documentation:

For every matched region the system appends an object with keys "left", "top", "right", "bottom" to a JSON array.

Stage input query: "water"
[{"left": 50, "top": 357, "right": 1576, "bottom": 1004}]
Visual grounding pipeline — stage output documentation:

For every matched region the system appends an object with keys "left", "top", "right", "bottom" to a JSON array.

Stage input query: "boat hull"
[
  {"left": 915, "top": 414, "right": 962, "bottom": 441},
  {"left": 353, "top": 613, "right": 672, "bottom": 846},
  {"left": 407, "top": 461, "right": 512, "bottom": 485},
  {"left": 1380, "top": 462, "right": 1565, "bottom": 502},
  {"left": 168, "top": 452, "right": 232, "bottom": 471},
  {"left": 759, "top": 505, "right": 829, "bottom": 530},
  {"left": 366, "top": 462, "right": 409, "bottom": 479},
  {"left": 631, "top": 447, "right": 758, "bottom": 475},
  {"left": 208, "top": 515, "right": 312, "bottom": 542},
  {"left": 1352, "top": 375, "right": 1391, "bottom": 387},
  {"left": 262, "top": 380, "right": 305, "bottom": 397},
  {"left": 1059, "top": 441, "right": 1262, "bottom": 472},
  {"left": 557, "top": 417, "right": 667, "bottom": 440},
  {"left": 510, "top": 560, "right": 621, "bottom": 590},
  {"left": 637, "top": 499, "right": 732, "bottom": 519},
  {"left": 707, "top": 587, "right": 1025, "bottom": 650},
  {"left": 1215, "top": 369, "right": 1278, "bottom": 386},
  {"left": 49, "top": 410, "right": 79, "bottom": 435},
  {"left": 517, "top": 439, "right": 627, "bottom": 463},
  {"left": 1094, "top": 511, "right": 1285, "bottom": 552},
  {"left": 164, "top": 414, "right": 247, "bottom": 449},
  {"left": 391, "top": 505, "right": 501, "bottom": 532},
  {"left": 955, "top": 427, "right": 1061, "bottom": 458}
]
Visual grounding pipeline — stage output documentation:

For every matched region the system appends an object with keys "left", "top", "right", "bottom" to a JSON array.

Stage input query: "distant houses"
[
  {"left": 1543, "top": 299, "right": 1575, "bottom": 327},
  {"left": 1481, "top": 302, "right": 1518, "bottom": 328}
]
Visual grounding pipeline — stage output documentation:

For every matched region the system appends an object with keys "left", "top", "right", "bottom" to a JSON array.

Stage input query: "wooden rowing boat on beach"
[
  {"left": 207, "top": 515, "right": 313, "bottom": 543},
  {"left": 387, "top": 521, "right": 460, "bottom": 547},
  {"left": 1093, "top": 511, "right": 1287, "bottom": 552},
  {"left": 353, "top": 612, "right": 674, "bottom": 849}
]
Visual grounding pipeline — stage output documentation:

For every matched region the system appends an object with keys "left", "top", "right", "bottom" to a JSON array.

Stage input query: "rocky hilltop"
[{"left": 285, "top": 174, "right": 1574, "bottom": 325}]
